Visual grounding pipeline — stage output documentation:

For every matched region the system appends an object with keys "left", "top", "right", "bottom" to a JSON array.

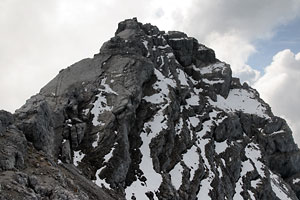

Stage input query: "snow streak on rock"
[
  {"left": 270, "top": 170, "right": 292, "bottom": 200},
  {"left": 177, "top": 68, "right": 189, "bottom": 86},
  {"left": 94, "top": 142, "right": 117, "bottom": 189},
  {"left": 91, "top": 78, "right": 118, "bottom": 126},
  {"left": 92, "top": 132, "right": 100, "bottom": 148},
  {"left": 197, "top": 139, "right": 214, "bottom": 199},
  {"left": 245, "top": 143, "right": 265, "bottom": 177},
  {"left": 126, "top": 66, "right": 176, "bottom": 200},
  {"left": 233, "top": 143, "right": 266, "bottom": 200},
  {"left": 143, "top": 69, "right": 176, "bottom": 104},
  {"left": 142, "top": 39, "right": 150, "bottom": 57}
]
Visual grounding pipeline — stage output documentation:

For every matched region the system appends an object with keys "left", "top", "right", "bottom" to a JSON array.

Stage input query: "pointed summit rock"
[{"left": 1, "top": 18, "right": 300, "bottom": 200}]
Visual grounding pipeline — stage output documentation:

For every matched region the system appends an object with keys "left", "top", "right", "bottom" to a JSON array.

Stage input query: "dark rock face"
[
  {"left": 0, "top": 110, "right": 14, "bottom": 136},
  {"left": 1, "top": 18, "right": 300, "bottom": 200},
  {"left": 0, "top": 126, "right": 26, "bottom": 171}
]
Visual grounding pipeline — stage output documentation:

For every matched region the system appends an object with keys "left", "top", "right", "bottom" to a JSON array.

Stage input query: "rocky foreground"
[{"left": 1, "top": 18, "right": 300, "bottom": 200}]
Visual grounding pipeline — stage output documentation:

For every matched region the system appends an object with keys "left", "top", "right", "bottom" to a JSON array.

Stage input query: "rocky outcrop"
[
  {"left": 1, "top": 18, "right": 300, "bottom": 200},
  {"left": 0, "top": 110, "right": 14, "bottom": 136},
  {"left": 0, "top": 123, "right": 26, "bottom": 171}
]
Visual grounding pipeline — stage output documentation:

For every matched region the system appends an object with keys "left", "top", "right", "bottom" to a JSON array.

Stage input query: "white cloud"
[
  {"left": 145, "top": 0, "right": 193, "bottom": 31},
  {"left": 254, "top": 49, "right": 300, "bottom": 144}
]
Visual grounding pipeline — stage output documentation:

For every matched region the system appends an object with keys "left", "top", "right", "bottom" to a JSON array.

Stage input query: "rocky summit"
[{"left": 1, "top": 18, "right": 300, "bottom": 200}]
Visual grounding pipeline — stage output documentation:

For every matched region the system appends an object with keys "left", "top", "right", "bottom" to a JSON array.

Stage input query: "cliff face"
[{"left": 1, "top": 18, "right": 300, "bottom": 200}]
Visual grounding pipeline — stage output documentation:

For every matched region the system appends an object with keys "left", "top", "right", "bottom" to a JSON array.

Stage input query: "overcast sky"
[{"left": 1, "top": 0, "right": 300, "bottom": 143}]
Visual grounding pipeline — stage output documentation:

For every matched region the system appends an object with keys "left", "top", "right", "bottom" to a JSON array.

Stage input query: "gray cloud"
[{"left": 182, "top": 0, "right": 300, "bottom": 40}]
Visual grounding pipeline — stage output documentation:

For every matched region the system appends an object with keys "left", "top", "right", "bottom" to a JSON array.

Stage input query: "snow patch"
[
  {"left": 245, "top": 143, "right": 265, "bottom": 177},
  {"left": 183, "top": 145, "right": 199, "bottom": 180},
  {"left": 233, "top": 159, "right": 256, "bottom": 199},
  {"left": 91, "top": 78, "right": 118, "bottom": 126},
  {"left": 167, "top": 52, "right": 174, "bottom": 58},
  {"left": 251, "top": 179, "right": 261, "bottom": 188},
  {"left": 177, "top": 68, "right": 189, "bottom": 86},
  {"left": 142, "top": 40, "right": 150, "bottom": 57},
  {"left": 215, "top": 141, "right": 229, "bottom": 154},
  {"left": 241, "top": 160, "right": 254, "bottom": 177},
  {"left": 195, "top": 110, "right": 222, "bottom": 139},
  {"left": 170, "top": 163, "right": 183, "bottom": 190},
  {"left": 209, "top": 89, "right": 269, "bottom": 118},
  {"left": 197, "top": 139, "right": 214, "bottom": 199},
  {"left": 175, "top": 118, "right": 184, "bottom": 135},
  {"left": 126, "top": 66, "right": 179, "bottom": 199},
  {"left": 202, "top": 78, "right": 224, "bottom": 85},
  {"left": 94, "top": 168, "right": 111, "bottom": 189},
  {"left": 143, "top": 69, "right": 176, "bottom": 104},
  {"left": 233, "top": 143, "right": 266, "bottom": 200},
  {"left": 169, "top": 37, "right": 188, "bottom": 41},
  {"left": 104, "top": 143, "right": 116, "bottom": 163},
  {"left": 200, "top": 62, "right": 226, "bottom": 74},
  {"left": 198, "top": 45, "right": 208, "bottom": 51},
  {"left": 125, "top": 103, "right": 168, "bottom": 199},
  {"left": 158, "top": 45, "right": 170, "bottom": 49},
  {"left": 93, "top": 143, "right": 117, "bottom": 189},
  {"left": 186, "top": 92, "right": 200, "bottom": 106},
  {"left": 249, "top": 191, "right": 255, "bottom": 199},
  {"left": 188, "top": 116, "right": 200, "bottom": 127},
  {"left": 270, "top": 130, "right": 285, "bottom": 135},
  {"left": 73, "top": 150, "right": 85, "bottom": 166},
  {"left": 293, "top": 178, "right": 300, "bottom": 184},
  {"left": 191, "top": 64, "right": 200, "bottom": 72},
  {"left": 92, "top": 133, "right": 100, "bottom": 148},
  {"left": 82, "top": 108, "right": 90, "bottom": 116},
  {"left": 159, "top": 55, "right": 165, "bottom": 68}
]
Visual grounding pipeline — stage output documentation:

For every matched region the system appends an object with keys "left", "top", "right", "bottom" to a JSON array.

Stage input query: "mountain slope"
[{"left": 1, "top": 18, "right": 300, "bottom": 200}]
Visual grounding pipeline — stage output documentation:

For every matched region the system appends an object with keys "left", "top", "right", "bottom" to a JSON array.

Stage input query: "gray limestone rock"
[
  {"left": 14, "top": 95, "right": 55, "bottom": 155},
  {"left": 0, "top": 127, "right": 27, "bottom": 171},
  {"left": 214, "top": 113, "right": 243, "bottom": 142},
  {"left": 0, "top": 110, "right": 14, "bottom": 136},
  {"left": 61, "top": 140, "right": 72, "bottom": 163}
]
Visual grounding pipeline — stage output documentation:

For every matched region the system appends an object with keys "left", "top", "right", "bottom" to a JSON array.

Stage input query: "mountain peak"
[
  {"left": 1, "top": 18, "right": 299, "bottom": 200},
  {"left": 115, "top": 17, "right": 142, "bottom": 34}
]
